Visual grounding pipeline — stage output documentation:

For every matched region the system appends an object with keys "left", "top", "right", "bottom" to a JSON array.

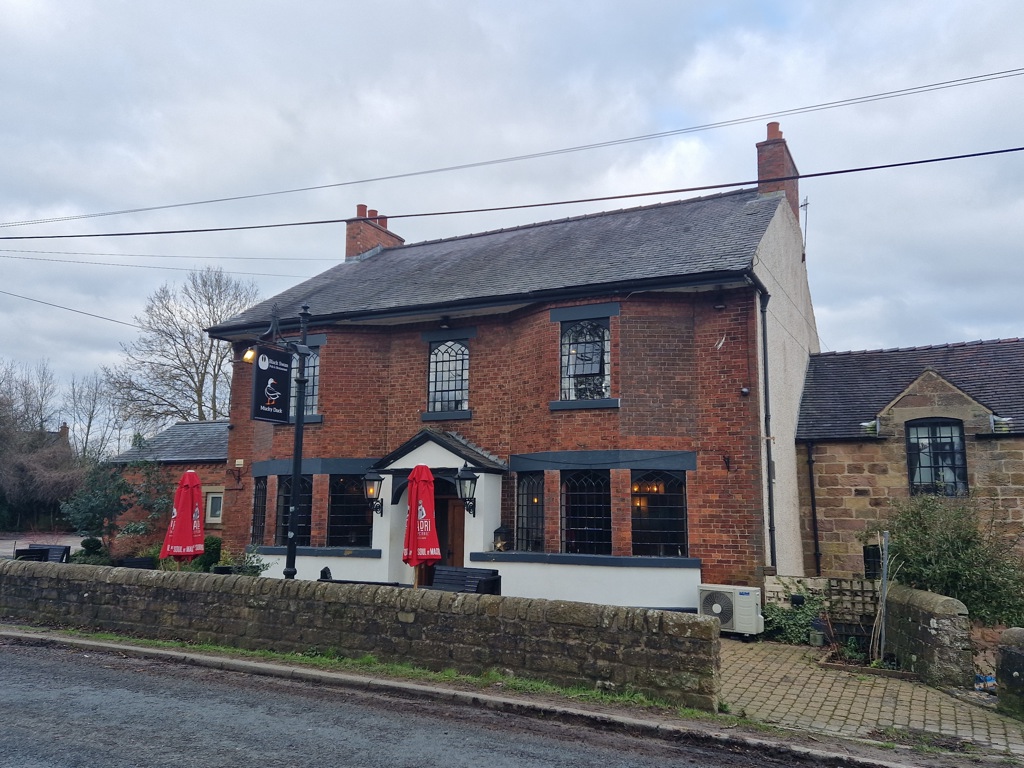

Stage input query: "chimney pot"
[
  {"left": 356, "top": 203, "right": 368, "bottom": 218},
  {"left": 767, "top": 121, "right": 782, "bottom": 141},
  {"left": 378, "top": 216, "right": 388, "bottom": 229},
  {"left": 367, "top": 209, "right": 378, "bottom": 220}
]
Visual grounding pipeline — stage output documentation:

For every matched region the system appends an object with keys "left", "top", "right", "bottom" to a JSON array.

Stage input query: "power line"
[
  {"left": 2, "top": 67, "right": 1022, "bottom": 230},
  {"left": 0, "top": 289, "right": 141, "bottom": 329},
  {"left": 0, "top": 252, "right": 313, "bottom": 279},
  {"left": 2, "top": 145, "right": 1021, "bottom": 242},
  {"left": 0, "top": 247, "right": 338, "bottom": 261}
]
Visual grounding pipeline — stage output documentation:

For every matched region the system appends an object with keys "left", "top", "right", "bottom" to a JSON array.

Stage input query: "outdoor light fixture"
[
  {"left": 456, "top": 463, "right": 479, "bottom": 517},
  {"left": 242, "top": 346, "right": 257, "bottom": 364},
  {"left": 363, "top": 470, "right": 384, "bottom": 516},
  {"left": 493, "top": 524, "right": 512, "bottom": 552}
]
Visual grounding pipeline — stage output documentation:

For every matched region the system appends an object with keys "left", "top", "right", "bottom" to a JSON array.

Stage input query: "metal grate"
[
  {"left": 560, "top": 320, "right": 610, "bottom": 401},
  {"left": 289, "top": 347, "right": 320, "bottom": 417},
  {"left": 515, "top": 472, "right": 545, "bottom": 552},
  {"left": 631, "top": 470, "right": 688, "bottom": 556},
  {"left": 275, "top": 474, "right": 312, "bottom": 546},
  {"left": 427, "top": 340, "right": 469, "bottom": 412},
  {"left": 560, "top": 469, "right": 611, "bottom": 554},
  {"left": 327, "top": 475, "right": 372, "bottom": 547},
  {"left": 251, "top": 477, "right": 267, "bottom": 546},
  {"left": 907, "top": 419, "right": 968, "bottom": 495}
]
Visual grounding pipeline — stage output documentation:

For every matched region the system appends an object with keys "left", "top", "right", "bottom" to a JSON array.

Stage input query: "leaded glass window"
[
  {"left": 289, "top": 347, "right": 320, "bottom": 417},
  {"left": 631, "top": 470, "right": 688, "bottom": 556},
  {"left": 328, "top": 475, "right": 372, "bottom": 547},
  {"left": 515, "top": 473, "right": 545, "bottom": 552},
  {"left": 560, "top": 319, "right": 610, "bottom": 400},
  {"left": 560, "top": 469, "right": 611, "bottom": 555},
  {"left": 907, "top": 418, "right": 968, "bottom": 496},
  {"left": 275, "top": 474, "right": 312, "bottom": 546},
  {"left": 428, "top": 340, "right": 469, "bottom": 412},
  {"left": 251, "top": 477, "right": 267, "bottom": 547}
]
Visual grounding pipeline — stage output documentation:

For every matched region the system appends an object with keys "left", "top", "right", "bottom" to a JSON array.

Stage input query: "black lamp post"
[
  {"left": 283, "top": 304, "right": 312, "bottom": 580},
  {"left": 456, "top": 463, "right": 479, "bottom": 517},
  {"left": 362, "top": 470, "right": 384, "bottom": 515}
]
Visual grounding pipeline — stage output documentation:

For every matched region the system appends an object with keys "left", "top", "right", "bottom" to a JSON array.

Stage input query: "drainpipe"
[
  {"left": 758, "top": 290, "right": 778, "bottom": 569},
  {"left": 805, "top": 440, "right": 822, "bottom": 576}
]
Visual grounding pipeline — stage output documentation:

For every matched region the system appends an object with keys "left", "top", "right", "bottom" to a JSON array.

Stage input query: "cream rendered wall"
[{"left": 751, "top": 196, "right": 819, "bottom": 576}]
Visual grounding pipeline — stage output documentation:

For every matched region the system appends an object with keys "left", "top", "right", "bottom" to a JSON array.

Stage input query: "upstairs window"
[
  {"left": 289, "top": 346, "right": 320, "bottom": 418},
  {"left": 906, "top": 418, "right": 968, "bottom": 496},
  {"left": 560, "top": 319, "right": 610, "bottom": 401},
  {"left": 428, "top": 340, "right": 469, "bottom": 413}
]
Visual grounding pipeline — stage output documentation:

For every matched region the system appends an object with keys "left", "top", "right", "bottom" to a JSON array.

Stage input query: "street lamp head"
[{"left": 456, "top": 463, "right": 479, "bottom": 517}]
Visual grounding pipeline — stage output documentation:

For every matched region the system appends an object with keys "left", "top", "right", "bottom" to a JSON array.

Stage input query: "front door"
[{"left": 433, "top": 497, "right": 465, "bottom": 567}]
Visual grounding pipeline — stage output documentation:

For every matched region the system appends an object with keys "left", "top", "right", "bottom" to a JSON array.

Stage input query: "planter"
[{"left": 211, "top": 565, "right": 233, "bottom": 574}]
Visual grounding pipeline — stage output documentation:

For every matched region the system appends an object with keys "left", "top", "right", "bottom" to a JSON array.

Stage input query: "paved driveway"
[{"left": 0, "top": 532, "right": 81, "bottom": 560}]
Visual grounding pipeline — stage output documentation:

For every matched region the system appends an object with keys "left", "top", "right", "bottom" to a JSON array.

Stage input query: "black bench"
[
  {"left": 427, "top": 565, "right": 501, "bottom": 595},
  {"left": 28, "top": 544, "right": 71, "bottom": 563},
  {"left": 13, "top": 548, "right": 48, "bottom": 562},
  {"left": 116, "top": 557, "right": 157, "bottom": 569}
]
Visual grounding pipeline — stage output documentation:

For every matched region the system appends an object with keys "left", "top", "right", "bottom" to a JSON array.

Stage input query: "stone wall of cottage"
[
  {"left": 0, "top": 560, "right": 721, "bottom": 710},
  {"left": 885, "top": 583, "right": 974, "bottom": 688},
  {"left": 224, "top": 288, "right": 770, "bottom": 586},
  {"left": 797, "top": 370, "right": 1024, "bottom": 578}
]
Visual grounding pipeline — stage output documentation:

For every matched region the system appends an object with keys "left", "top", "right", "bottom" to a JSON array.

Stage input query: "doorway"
[{"left": 433, "top": 496, "right": 465, "bottom": 567}]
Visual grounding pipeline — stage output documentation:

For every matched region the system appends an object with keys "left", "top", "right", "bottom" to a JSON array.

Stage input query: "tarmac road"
[{"left": 1, "top": 641, "right": 830, "bottom": 768}]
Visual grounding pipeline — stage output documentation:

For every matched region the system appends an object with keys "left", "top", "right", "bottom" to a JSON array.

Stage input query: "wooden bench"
[
  {"left": 427, "top": 565, "right": 501, "bottom": 595},
  {"left": 13, "top": 548, "right": 49, "bottom": 562},
  {"left": 28, "top": 544, "right": 71, "bottom": 563}
]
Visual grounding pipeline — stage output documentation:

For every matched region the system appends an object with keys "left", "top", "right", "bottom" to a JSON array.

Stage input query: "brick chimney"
[
  {"left": 346, "top": 203, "right": 404, "bottom": 260},
  {"left": 756, "top": 122, "right": 799, "bottom": 221}
]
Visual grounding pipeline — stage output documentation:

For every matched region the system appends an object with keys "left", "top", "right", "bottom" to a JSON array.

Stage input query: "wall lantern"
[
  {"left": 456, "top": 463, "right": 479, "bottom": 517},
  {"left": 493, "top": 524, "right": 512, "bottom": 552},
  {"left": 241, "top": 346, "right": 258, "bottom": 363},
  {"left": 363, "top": 470, "right": 385, "bottom": 516}
]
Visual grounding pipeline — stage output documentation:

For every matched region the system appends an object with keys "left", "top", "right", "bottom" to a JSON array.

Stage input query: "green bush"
[
  {"left": 763, "top": 596, "right": 826, "bottom": 644},
  {"left": 879, "top": 494, "right": 1024, "bottom": 626},
  {"left": 192, "top": 536, "right": 222, "bottom": 572}
]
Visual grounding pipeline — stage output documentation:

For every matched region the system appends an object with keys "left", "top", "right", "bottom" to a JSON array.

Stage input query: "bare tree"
[
  {"left": 64, "top": 372, "right": 124, "bottom": 461},
  {"left": 105, "top": 267, "right": 259, "bottom": 430}
]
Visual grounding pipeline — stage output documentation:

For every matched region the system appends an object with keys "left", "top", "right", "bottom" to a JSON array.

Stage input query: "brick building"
[
  {"left": 207, "top": 123, "right": 819, "bottom": 609},
  {"left": 796, "top": 339, "right": 1024, "bottom": 578}
]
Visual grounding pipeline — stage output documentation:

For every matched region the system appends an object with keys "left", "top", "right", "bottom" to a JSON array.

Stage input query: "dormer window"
[{"left": 906, "top": 418, "right": 968, "bottom": 496}]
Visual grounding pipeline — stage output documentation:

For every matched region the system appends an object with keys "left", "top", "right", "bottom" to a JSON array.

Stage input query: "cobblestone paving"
[{"left": 721, "top": 639, "right": 1024, "bottom": 754}]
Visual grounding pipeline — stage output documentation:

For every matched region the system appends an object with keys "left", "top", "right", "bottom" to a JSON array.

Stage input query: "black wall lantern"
[
  {"left": 456, "top": 463, "right": 479, "bottom": 517},
  {"left": 493, "top": 524, "right": 512, "bottom": 552},
  {"left": 363, "top": 470, "right": 384, "bottom": 516}
]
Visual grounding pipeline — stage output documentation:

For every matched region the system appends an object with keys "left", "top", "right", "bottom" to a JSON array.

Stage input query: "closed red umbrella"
[
  {"left": 160, "top": 470, "right": 205, "bottom": 562},
  {"left": 403, "top": 464, "right": 441, "bottom": 584}
]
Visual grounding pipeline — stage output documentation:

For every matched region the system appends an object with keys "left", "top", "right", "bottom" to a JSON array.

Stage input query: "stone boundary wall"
[
  {"left": 0, "top": 561, "right": 721, "bottom": 710},
  {"left": 885, "top": 583, "right": 973, "bottom": 688}
]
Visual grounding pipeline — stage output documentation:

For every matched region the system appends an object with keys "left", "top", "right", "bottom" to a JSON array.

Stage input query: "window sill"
[
  {"left": 257, "top": 546, "right": 381, "bottom": 559},
  {"left": 470, "top": 551, "right": 700, "bottom": 568},
  {"left": 422, "top": 410, "right": 472, "bottom": 422},
  {"left": 288, "top": 414, "right": 323, "bottom": 425},
  {"left": 549, "top": 398, "right": 620, "bottom": 411}
]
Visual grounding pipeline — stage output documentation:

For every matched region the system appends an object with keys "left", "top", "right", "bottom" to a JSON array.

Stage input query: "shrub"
[
  {"left": 192, "top": 536, "right": 222, "bottom": 572},
  {"left": 763, "top": 595, "right": 827, "bottom": 644},
  {"left": 878, "top": 494, "right": 1024, "bottom": 626}
]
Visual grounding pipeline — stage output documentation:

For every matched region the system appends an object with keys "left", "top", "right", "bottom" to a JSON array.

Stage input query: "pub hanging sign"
[{"left": 250, "top": 345, "right": 292, "bottom": 424}]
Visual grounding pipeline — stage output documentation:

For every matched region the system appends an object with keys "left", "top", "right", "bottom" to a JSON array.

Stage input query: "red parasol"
[
  {"left": 403, "top": 464, "right": 441, "bottom": 582},
  {"left": 160, "top": 470, "right": 205, "bottom": 561}
]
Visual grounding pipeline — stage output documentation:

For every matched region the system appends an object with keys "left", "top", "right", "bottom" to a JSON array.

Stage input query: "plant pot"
[{"left": 212, "top": 565, "right": 233, "bottom": 574}]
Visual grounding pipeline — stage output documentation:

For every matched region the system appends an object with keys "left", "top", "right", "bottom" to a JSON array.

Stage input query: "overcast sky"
[{"left": 2, "top": 1, "right": 1022, "bottom": 390}]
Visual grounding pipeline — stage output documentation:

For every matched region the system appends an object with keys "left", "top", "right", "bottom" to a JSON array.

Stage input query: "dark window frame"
[
  {"left": 327, "top": 475, "right": 373, "bottom": 548},
  {"left": 515, "top": 472, "right": 545, "bottom": 552},
  {"left": 251, "top": 477, "right": 268, "bottom": 547},
  {"left": 559, "top": 318, "right": 611, "bottom": 401},
  {"left": 275, "top": 474, "right": 313, "bottom": 546},
  {"left": 560, "top": 469, "right": 611, "bottom": 555},
  {"left": 630, "top": 470, "right": 688, "bottom": 557},
  {"left": 427, "top": 339, "right": 470, "bottom": 413},
  {"left": 906, "top": 418, "right": 969, "bottom": 496}
]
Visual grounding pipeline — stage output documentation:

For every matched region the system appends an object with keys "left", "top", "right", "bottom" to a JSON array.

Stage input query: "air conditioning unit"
[{"left": 698, "top": 584, "right": 764, "bottom": 636}]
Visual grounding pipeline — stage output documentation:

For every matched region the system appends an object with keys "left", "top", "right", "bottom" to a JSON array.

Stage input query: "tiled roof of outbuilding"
[
  {"left": 209, "top": 188, "right": 784, "bottom": 336},
  {"left": 797, "top": 338, "right": 1024, "bottom": 441},
  {"left": 110, "top": 420, "right": 229, "bottom": 464}
]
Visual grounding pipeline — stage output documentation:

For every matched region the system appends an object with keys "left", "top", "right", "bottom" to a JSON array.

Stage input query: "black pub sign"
[{"left": 250, "top": 346, "right": 292, "bottom": 424}]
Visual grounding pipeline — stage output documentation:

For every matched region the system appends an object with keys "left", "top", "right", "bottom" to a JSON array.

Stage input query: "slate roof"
[
  {"left": 110, "top": 420, "right": 229, "bottom": 464},
  {"left": 209, "top": 188, "right": 784, "bottom": 336},
  {"left": 797, "top": 339, "right": 1024, "bottom": 441}
]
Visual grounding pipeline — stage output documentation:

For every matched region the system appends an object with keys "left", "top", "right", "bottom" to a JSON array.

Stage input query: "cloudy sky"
[{"left": 2, "top": 1, "right": 1022, "bottom": 389}]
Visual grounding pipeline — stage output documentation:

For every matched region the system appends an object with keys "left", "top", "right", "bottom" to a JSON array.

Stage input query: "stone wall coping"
[{"left": 888, "top": 582, "right": 968, "bottom": 617}]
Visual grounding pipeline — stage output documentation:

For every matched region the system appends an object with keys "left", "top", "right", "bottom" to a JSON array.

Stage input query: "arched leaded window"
[
  {"left": 515, "top": 472, "right": 545, "bottom": 552},
  {"left": 631, "top": 470, "right": 688, "bottom": 556},
  {"left": 906, "top": 418, "right": 968, "bottom": 496},
  {"left": 428, "top": 340, "right": 469, "bottom": 412},
  {"left": 560, "top": 469, "right": 611, "bottom": 555},
  {"left": 251, "top": 477, "right": 268, "bottom": 547},
  {"left": 560, "top": 319, "right": 610, "bottom": 401},
  {"left": 328, "top": 475, "right": 372, "bottom": 547},
  {"left": 289, "top": 347, "right": 320, "bottom": 417},
  {"left": 276, "top": 474, "right": 312, "bottom": 546}
]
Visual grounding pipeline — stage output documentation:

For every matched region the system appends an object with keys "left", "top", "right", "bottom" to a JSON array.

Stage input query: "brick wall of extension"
[{"left": 222, "top": 288, "right": 769, "bottom": 586}]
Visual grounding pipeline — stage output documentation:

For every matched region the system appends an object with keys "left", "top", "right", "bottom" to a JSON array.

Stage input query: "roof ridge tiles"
[{"left": 812, "top": 337, "right": 1023, "bottom": 358}]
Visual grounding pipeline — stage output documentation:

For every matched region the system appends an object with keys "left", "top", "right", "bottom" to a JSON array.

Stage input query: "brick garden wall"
[{"left": 0, "top": 560, "right": 722, "bottom": 710}]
